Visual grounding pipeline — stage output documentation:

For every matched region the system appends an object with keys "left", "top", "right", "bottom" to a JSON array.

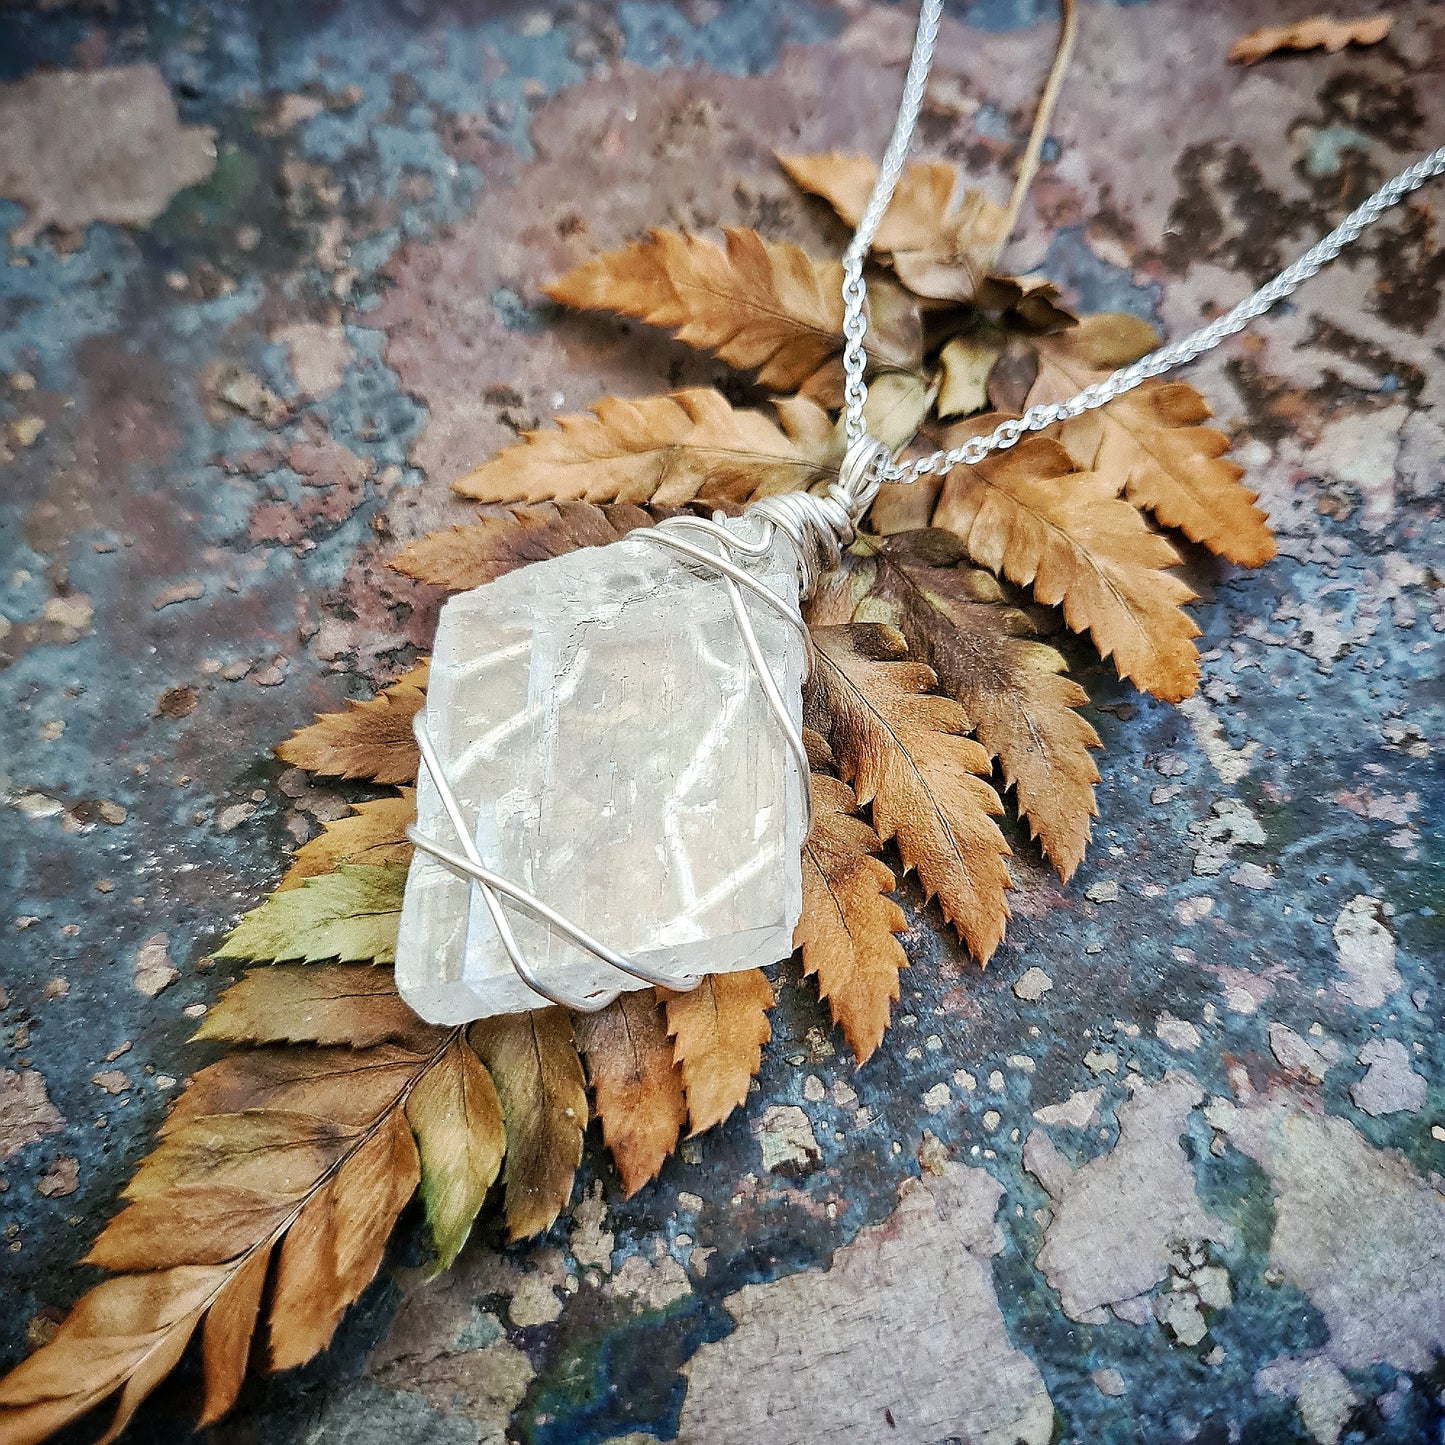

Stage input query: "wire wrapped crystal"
[{"left": 395, "top": 512, "right": 813, "bottom": 1022}]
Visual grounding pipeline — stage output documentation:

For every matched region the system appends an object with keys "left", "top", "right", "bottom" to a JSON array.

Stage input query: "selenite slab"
[{"left": 395, "top": 519, "right": 807, "bottom": 1022}]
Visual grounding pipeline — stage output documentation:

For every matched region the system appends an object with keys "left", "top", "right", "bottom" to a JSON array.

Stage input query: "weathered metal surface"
[{"left": 2, "top": 1, "right": 1442, "bottom": 1443}]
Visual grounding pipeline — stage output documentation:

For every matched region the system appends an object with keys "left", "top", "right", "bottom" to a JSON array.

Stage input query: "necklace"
[{"left": 394, "top": 0, "right": 1445, "bottom": 1025}]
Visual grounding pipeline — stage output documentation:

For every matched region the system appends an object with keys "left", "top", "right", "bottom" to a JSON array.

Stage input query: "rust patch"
[
  {"left": 35, "top": 1156, "right": 79, "bottom": 1199},
  {"left": 1161, "top": 141, "right": 1317, "bottom": 280},
  {"left": 76, "top": 336, "right": 180, "bottom": 469},
  {"left": 155, "top": 685, "right": 199, "bottom": 719},
  {"left": 1368, "top": 202, "right": 1444, "bottom": 334},
  {"left": 1317, "top": 69, "right": 1425, "bottom": 152}
]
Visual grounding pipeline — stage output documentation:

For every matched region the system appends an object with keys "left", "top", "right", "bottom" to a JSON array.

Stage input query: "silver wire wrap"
[
  {"left": 400, "top": 442, "right": 884, "bottom": 1014},
  {"left": 839, "top": 0, "right": 1445, "bottom": 487},
  {"left": 407, "top": 715, "right": 704, "bottom": 1013}
]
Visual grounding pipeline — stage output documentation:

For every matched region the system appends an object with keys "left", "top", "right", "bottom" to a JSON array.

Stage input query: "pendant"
[
  {"left": 395, "top": 441, "right": 885, "bottom": 1023},
  {"left": 396, "top": 512, "right": 809, "bottom": 1021}
]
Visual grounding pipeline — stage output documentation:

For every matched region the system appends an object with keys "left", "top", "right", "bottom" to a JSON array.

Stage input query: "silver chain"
[
  {"left": 840, "top": 0, "right": 1445, "bottom": 486},
  {"left": 840, "top": 0, "right": 945, "bottom": 449}
]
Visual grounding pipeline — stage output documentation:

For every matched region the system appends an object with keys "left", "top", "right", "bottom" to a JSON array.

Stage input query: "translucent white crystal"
[{"left": 396, "top": 518, "right": 807, "bottom": 1022}]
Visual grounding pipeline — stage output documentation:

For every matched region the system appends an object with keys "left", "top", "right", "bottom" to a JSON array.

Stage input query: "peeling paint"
[
  {"left": 754, "top": 1104, "right": 821, "bottom": 1173},
  {"left": 1033, "top": 1087, "right": 1102, "bottom": 1129},
  {"left": 1219, "top": 1089, "right": 1445, "bottom": 1374},
  {"left": 1332, "top": 895, "right": 1404, "bottom": 1009},
  {"left": 1350, "top": 1039, "right": 1426, "bottom": 1117},
  {"left": 1257, "top": 1354, "right": 1359, "bottom": 1445},
  {"left": 1025, "top": 1072, "right": 1237, "bottom": 1325},
  {"left": 679, "top": 1164, "right": 1054, "bottom": 1445},
  {"left": 0, "top": 67, "right": 215, "bottom": 245},
  {"left": 0, "top": 1070, "right": 63, "bottom": 1162},
  {"left": 370, "top": 1259, "right": 538, "bottom": 1439},
  {"left": 130, "top": 932, "right": 179, "bottom": 997}
]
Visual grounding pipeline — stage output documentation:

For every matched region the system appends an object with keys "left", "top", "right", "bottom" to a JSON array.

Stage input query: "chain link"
[
  {"left": 841, "top": 0, "right": 944, "bottom": 448},
  {"left": 840, "top": 1, "right": 1445, "bottom": 487}
]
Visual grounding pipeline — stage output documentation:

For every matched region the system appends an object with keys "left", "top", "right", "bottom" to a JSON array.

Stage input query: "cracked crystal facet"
[{"left": 395, "top": 519, "right": 807, "bottom": 1022}]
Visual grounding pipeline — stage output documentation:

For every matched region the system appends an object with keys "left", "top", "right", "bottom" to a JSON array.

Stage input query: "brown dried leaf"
[
  {"left": 802, "top": 725, "right": 835, "bottom": 771},
  {"left": 214, "top": 864, "right": 407, "bottom": 966},
  {"left": 797, "top": 773, "right": 908, "bottom": 1064},
  {"left": 87, "top": 1112, "right": 355, "bottom": 1272},
  {"left": 450, "top": 389, "right": 834, "bottom": 507},
  {"left": 859, "top": 369, "right": 937, "bottom": 454},
  {"left": 165, "top": 1044, "right": 435, "bottom": 1135},
  {"left": 781, "top": 152, "right": 956, "bottom": 253},
  {"left": 94, "top": 1299, "right": 198, "bottom": 1445},
  {"left": 779, "top": 151, "right": 1009, "bottom": 303},
  {"left": 0, "top": 1267, "right": 225, "bottom": 1445},
  {"left": 389, "top": 503, "right": 658, "bottom": 591},
  {"left": 811, "top": 624, "right": 1012, "bottom": 962},
  {"left": 1032, "top": 310, "right": 1159, "bottom": 370},
  {"left": 128, "top": 1112, "right": 347, "bottom": 1203},
  {"left": 663, "top": 970, "right": 773, "bottom": 1135},
  {"left": 195, "top": 964, "right": 435, "bottom": 1050},
  {"left": 274, "top": 662, "right": 428, "bottom": 785},
  {"left": 852, "top": 531, "right": 1101, "bottom": 879},
  {"left": 1228, "top": 12, "right": 1390, "bottom": 63},
  {"left": 4, "top": 1035, "right": 443, "bottom": 1443},
  {"left": 278, "top": 791, "right": 415, "bottom": 889},
  {"left": 267, "top": 1108, "right": 419, "bottom": 1369},
  {"left": 197, "top": 1243, "right": 270, "bottom": 1427},
  {"left": 547, "top": 229, "right": 922, "bottom": 402},
  {"left": 1028, "top": 316, "right": 1275, "bottom": 566},
  {"left": 573, "top": 991, "right": 687, "bottom": 1196},
  {"left": 83, "top": 1185, "right": 298, "bottom": 1275},
  {"left": 974, "top": 276, "right": 1078, "bottom": 333},
  {"left": 867, "top": 409, "right": 1032, "bottom": 541},
  {"left": 937, "top": 332, "right": 1003, "bottom": 419},
  {"left": 867, "top": 474, "right": 945, "bottom": 539},
  {"left": 987, "top": 336, "right": 1046, "bottom": 415},
  {"left": 405, "top": 1035, "right": 505, "bottom": 1270},
  {"left": 469, "top": 1009, "right": 587, "bottom": 1241},
  {"left": 931, "top": 432, "right": 1202, "bottom": 701}
]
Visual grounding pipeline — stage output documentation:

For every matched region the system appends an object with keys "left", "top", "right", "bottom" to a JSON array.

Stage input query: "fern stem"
[{"left": 1001, "top": 0, "right": 1079, "bottom": 244}]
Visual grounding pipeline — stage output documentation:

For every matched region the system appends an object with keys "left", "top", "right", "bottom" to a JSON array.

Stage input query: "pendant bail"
[{"left": 828, "top": 434, "right": 891, "bottom": 531}]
